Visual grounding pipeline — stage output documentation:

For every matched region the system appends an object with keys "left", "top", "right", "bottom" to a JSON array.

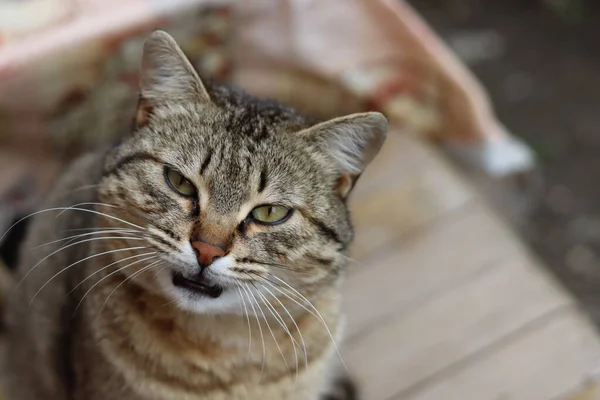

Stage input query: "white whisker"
[
  {"left": 246, "top": 284, "right": 290, "bottom": 372},
  {"left": 339, "top": 253, "right": 358, "bottom": 264},
  {"left": 259, "top": 281, "right": 308, "bottom": 370},
  {"left": 0, "top": 207, "right": 144, "bottom": 246},
  {"left": 73, "top": 255, "right": 159, "bottom": 315},
  {"left": 264, "top": 275, "right": 348, "bottom": 371},
  {"left": 58, "top": 201, "right": 156, "bottom": 230},
  {"left": 69, "top": 252, "right": 157, "bottom": 294},
  {"left": 63, "top": 227, "right": 138, "bottom": 233},
  {"left": 36, "top": 229, "right": 141, "bottom": 248},
  {"left": 254, "top": 287, "right": 299, "bottom": 382},
  {"left": 97, "top": 259, "right": 163, "bottom": 318},
  {"left": 55, "top": 202, "right": 120, "bottom": 219},
  {"left": 240, "top": 284, "right": 266, "bottom": 377},
  {"left": 234, "top": 284, "right": 253, "bottom": 361},
  {"left": 18, "top": 236, "right": 146, "bottom": 288},
  {"left": 29, "top": 247, "right": 152, "bottom": 304},
  {"left": 55, "top": 202, "right": 145, "bottom": 230}
]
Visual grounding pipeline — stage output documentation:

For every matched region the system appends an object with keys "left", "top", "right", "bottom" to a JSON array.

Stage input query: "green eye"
[
  {"left": 164, "top": 167, "right": 196, "bottom": 197},
  {"left": 250, "top": 205, "right": 292, "bottom": 225}
]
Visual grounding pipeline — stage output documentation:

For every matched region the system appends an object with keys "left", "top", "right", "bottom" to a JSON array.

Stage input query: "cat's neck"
[
  {"left": 89, "top": 272, "right": 341, "bottom": 355},
  {"left": 81, "top": 268, "right": 343, "bottom": 394}
]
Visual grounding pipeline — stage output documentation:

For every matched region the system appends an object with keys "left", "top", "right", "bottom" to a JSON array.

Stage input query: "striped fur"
[{"left": 4, "top": 31, "right": 387, "bottom": 399}]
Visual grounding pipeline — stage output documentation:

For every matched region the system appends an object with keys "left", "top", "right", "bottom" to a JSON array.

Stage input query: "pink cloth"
[
  {"left": 235, "top": 0, "right": 514, "bottom": 144},
  {"left": 0, "top": 0, "right": 532, "bottom": 230}
]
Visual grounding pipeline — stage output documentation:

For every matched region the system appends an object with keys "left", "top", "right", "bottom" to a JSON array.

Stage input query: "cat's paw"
[{"left": 321, "top": 375, "right": 359, "bottom": 400}]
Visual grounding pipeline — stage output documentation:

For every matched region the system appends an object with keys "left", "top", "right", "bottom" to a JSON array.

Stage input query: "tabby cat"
[{"left": 4, "top": 31, "right": 387, "bottom": 399}]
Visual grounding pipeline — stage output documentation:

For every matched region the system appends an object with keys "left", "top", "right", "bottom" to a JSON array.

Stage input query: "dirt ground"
[{"left": 410, "top": 0, "right": 600, "bottom": 324}]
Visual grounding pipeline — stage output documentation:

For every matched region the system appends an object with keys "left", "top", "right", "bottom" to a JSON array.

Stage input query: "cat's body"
[
  {"left": 5, "top": 32, "right": 386, "bottom": 400},
  {"left": 6, "top": 138, "right": 341, "bottom": 400}
]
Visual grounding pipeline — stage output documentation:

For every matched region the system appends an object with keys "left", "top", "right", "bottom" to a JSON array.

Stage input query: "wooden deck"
[{"left": 345, "top": 131, "right": 600, "bottom": 400}]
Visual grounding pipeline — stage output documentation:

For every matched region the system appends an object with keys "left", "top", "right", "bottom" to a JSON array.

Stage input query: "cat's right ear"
[
  {"left": 135, "top": 30, "right": 211, "bottom": 129},
  {"left": 298, "top": 112, "right": 388, "bottom": 198}
]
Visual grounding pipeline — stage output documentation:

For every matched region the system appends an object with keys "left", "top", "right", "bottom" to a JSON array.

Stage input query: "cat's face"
[{"left": 98, "top": 31, "right": 387, "bottom": 315}]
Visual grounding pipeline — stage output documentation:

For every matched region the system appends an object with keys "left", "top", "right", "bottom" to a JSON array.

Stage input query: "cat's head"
[{"left": 99, "top": 31, "right": 387, "bottom": 314}]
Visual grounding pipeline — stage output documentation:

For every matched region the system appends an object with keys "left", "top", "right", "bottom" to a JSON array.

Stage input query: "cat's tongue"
[{"left": 172, "top": 272, "right": 223, "bottom": 298}]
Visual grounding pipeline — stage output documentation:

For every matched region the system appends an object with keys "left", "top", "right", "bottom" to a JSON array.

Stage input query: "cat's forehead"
[
  {"left": 199, "top": 135, "right": 263, "bottom": 212},
  {"left": 140, "top": 121, "right": 312, "bottom": 214}
]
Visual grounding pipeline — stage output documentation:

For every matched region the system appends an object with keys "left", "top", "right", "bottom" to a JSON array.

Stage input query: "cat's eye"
[
  {"left": 250, "top": 205, "right": 292, "bottom": 225},
  {"left": 164, "top": 167, "right": 196, "bottom": 197}
]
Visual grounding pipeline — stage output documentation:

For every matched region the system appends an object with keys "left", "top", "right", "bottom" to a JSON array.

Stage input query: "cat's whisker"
[
  {"left": 59, "top": 230, "right": 150, "bottom": 250},
  {"left": 253, "top": 286, "right": 300, "bottom": 382},
  {"left": 262, "top": 275, "right": 348, "bottom": 372},
  {"left": 28, "top": 247, "right": 152, "bottom": 305},
  {"left": 36, "top": 229, "right": 141, "bottom": 248},
  {"left": 116, "top": 208, "right": 164, "bottom": 231},
  {"left": 55, "top": 201, "right": 131, "bottom": 220},
  {"left": 75, "top": 201, "right": 166, "bottom": 233},
  {"left": 250, "top": 281, "right": 303, "bottom": 356},
  {"left": 73, "top": 255, "right": 159, "bottom": 316},
  {"left": 0, "top": 207, "right": 144, "bottom": 246},
  {"left": 55, "top": 202, "right": 157, "bottom": 238},
  {"left": 234, "top": 283, "right": 253, "bottom": 361},
  {"left": 149, "top": 264, "right": 179, "bottom": 307},
  {"left": 64, "top": 227, "right": 139, "bottom": 233},
  {"left": 247, "top": 283, "right": 290, "bottom": 373},
  {"left": 154, "top": 264, "right": 169, "bottom": 276},
  {"left": 97, "top": 259, "right": 164, "bottom": 319},
  {"left": 69, "top": 252, "right": 157, "bottom": 295},
  {"left": 258, "top": 280, "right": 308, "bottom": 370},
  {"left": 338, "top": 253, "right": 358, "bottom": 264},
  {"left": 254, "top": 287, "right": 298, "bottom": 348},
  {"left": 57, "top": 205, "right": 145, "bottom": 230},
  {"left": 157, "top": 265, "right": 179, "bottom": 308},
  {"left": 240, "top": 260, "right": 312, "bottom": 275},
  {"left": 65, "top": 206, "right": 144, "bottom": 230},
  {"left": 240, "top": 284, "right": 266, "bottom": 377},
  {"left": 18, "top": 236, "right": 146, "bottom": 288},
  {"left": 68, "top": 201, "right": 162, "bottom": 232},
  {"left": 155, "top": 266, "right": 182, "bottom": 308},
  {"left": 160, "top": 298, "right": 179, "bottom": 308}
]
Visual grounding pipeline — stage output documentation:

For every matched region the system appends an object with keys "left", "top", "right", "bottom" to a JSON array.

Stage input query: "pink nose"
[{"left": 191, "top": 241, "right": 225, "bottom": 267}]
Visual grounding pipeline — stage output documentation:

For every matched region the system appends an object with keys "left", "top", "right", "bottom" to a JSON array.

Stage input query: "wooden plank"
[
  {"left": 344, "top": 255, "right": 571, "bottom": 400},
  {"left": 395, "top": 310, "right": 600, "bottom": 400},
  {"left": 344, "top": 203, "right": 528, "bottom": 339},
  {"left": 350, "top": 133, "right": 474, "bottom": 261}
]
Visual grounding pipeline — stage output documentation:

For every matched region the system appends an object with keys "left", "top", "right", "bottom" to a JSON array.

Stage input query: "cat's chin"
[{"left": 154, "top": 267, "right": 241, "bottom": 315}]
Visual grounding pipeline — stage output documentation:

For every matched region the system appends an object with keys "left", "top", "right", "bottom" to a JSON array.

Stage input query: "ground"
[{"left": 409, "top": 0, "right": 600, "bottom": 326}]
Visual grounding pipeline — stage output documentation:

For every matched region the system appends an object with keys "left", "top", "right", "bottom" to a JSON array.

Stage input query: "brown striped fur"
[{"left": 4, "top": 31, "right": 387, "bottom": 399}]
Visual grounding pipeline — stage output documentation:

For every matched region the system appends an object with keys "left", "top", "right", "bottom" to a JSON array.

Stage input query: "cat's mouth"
[{"left": 172, "top": 271, "right": 223, "bottom": 298}]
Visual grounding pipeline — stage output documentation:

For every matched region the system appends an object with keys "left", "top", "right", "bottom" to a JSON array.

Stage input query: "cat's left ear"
[
  {"left": 300, "top": 112, "right": 388, "bottom": 198},
  {"left": 135, "top": 30, "right": 211, "bottom": 128}
]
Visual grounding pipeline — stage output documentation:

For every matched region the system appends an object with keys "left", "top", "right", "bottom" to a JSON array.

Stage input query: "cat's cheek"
[
  {"left": 205, "top": 256, "right": 236, "bottom": 284},
  {"left": 154, "top": 267, "right": 180, "bottom": 299},
  {"left": 153, "top": 243, "right": 197, "bottom": 272},
  {"left": 180, "top": 242, "right": 199, "bottom": 266}
]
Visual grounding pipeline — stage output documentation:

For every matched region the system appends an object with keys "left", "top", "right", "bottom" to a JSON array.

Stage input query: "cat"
[{"left": 4, "top": 31, "right": 387, "bottom": 400}]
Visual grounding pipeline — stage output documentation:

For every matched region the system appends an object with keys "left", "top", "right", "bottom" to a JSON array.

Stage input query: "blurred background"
[
  {"left": 411, "top": 0, "right": 600, "bottom": 325},
  {"left": 2, "top": 0, "right": 600, "bottom": 398}
]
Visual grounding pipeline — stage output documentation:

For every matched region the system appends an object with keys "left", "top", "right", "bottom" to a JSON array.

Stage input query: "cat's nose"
[{"left": 190, "top": 241, "right": 225, "bottom": 268}]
